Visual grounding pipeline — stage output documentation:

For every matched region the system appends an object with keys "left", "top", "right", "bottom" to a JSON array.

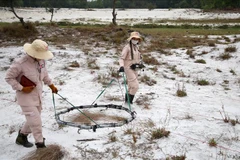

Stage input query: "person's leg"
[
  {"left": 15, "top": 106, "right": 34, "bottom": 148},
  {"left": 20, "top": 106, "right": 45, "bottom": 148},
  {"left": 125, "top": 69, "right": 139, "bottom": 104},
  {"left": 15, "top": 129, "right": 33, "bottom": 148},
  {"left": 128, "top": 80, "right": 139, "bottom": 104}
]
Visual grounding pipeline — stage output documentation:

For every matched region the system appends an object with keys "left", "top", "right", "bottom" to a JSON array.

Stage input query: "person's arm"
[
  {"left": 119, "top": 45, "right": 129, "bottom": 67},
  {"left": 42, "top": 61, "right": 58, "bottom": 93},
  {"left": 5, "top": 61, "right": 23, "bottom": 91}
]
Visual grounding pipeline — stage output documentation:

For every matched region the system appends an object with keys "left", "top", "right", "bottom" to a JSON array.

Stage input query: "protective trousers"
[
  {"left": 20, "top": 105, "right": 44, "bottom": 143},
  {"left": 125, "top": 68, "right": 139, "bottom": 95}
]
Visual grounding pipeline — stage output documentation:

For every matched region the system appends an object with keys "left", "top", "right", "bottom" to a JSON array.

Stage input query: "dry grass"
[
  {"left": 135, "top": 94, "right": 152, "bottom": 109},
  {"left": 71, "top": 110, "right": 127, "bottom": 125},
  {"left": 1, "top": 22, "right": 38, "bottom": 38},
  {"left": 166, "top": 155, "right": 186, "bottom": 160},
  {"left": 225, "top": 45, "right": 237, "bottom": 52},
  {"left": 87, "top": 58, "right": 100, "bottom": 70},
  {"left": 176, "top": 90, "right": 187, "bottom": 97},
  {"left": 142, "top": 54, "right": 160, "bottom": 65},
  {"left": 95, "top": 73, "right": 111, "bottom": 85},
  {"left": 186, "top": 49, "right": 195, "bottom": 59},
  {"left": 176, "top": 83, "right": 187, "bottom": 97},
  {"left": 194, "top": 59, "right": 206, "bottom": 64},
  {"left": 68, "top": 61, "right": 80, "bottom": 68},
  {"left": 208, "top": 138, "right": 217, "bottom": 147},
  {"left": 197, "top": 79, "right": 209, "bottom": 86},
  {"left": 22, "top": 144, "right": 66, "bottom": 160},
  {"left": 139, "top": 74, "right": 157, "bottom": 86},
  {"left": 219, "top": 52, "right": 232, "bottom": 60},
  {"left": 151, "top": 128, "right": 170, "bottom": 140}
]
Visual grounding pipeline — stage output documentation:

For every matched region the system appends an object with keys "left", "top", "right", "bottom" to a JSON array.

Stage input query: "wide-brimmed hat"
[
  {"left": 127, "top": 31, "right": 142, "bottom": 42},
  {"left": 24, "top": 39, "right": 53, "bottom": 60}
]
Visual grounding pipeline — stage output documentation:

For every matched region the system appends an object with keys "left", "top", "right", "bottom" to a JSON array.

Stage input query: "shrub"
[
  {"left": 135, "top": 94, "right": 151, "bottom": 109},
  {"left": 186, "top": 49, "right": 195, "bottom": 58},
  {"left": 142, "top": 55, "right": 160, "bottom": 65},
  {"left": 109, "top": 134, "right": 118, "bottom": 142},
  {"left": 219, "top": 53, "right": 232, "bottom": 60},
  {"left": 194, "top": 59, "right": 206, "bottom": 64},
  {"left": 151, "top": 128, "right": 170, "bottom": 140},
  {"left": 176, "top": 83, "right": 187, "bottom": 97},
  {"left": 208, "top": 42, "right": 215, "bottom": 47},
  {"left": 87, "top": 58, "right": 100, "bottom": 70},
  {"left": 139, "top": 75, "right": 157, "bottom": 86},
  {"left": 225, "top": 45, "right": 237, "bottom": 52},
  {"left": 209, "top": 138, "right": 217, "bottom": 147},
  {"left": 230, "top": 69, "right": 236, "bottom": 75},
  {"left": 166, "top": 155, "right": 186, "bottom": 160},
  {"left": 96, "top": 74, "right": 111, "bottom": 85},
  {"left": 176, "top": 90, "right": 187, "bottom": 97},
  {"left": 197, "top": 79, "right": 209, "bottom": 86},
  {"left": 69, "top": 61, "right": 80, "bottom": 68}
]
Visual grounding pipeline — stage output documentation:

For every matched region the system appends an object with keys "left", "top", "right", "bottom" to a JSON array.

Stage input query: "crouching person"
[{"left": 5, "top": 39, "right": 58, "bottom": 148}]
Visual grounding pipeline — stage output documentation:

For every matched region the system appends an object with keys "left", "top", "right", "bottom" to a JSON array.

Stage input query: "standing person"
[
  {"left": 118, "top": 31, "right": 144, "bottom": 104},
  {"left": 5, "top": 39, "right": 58, "bottom": 148}
]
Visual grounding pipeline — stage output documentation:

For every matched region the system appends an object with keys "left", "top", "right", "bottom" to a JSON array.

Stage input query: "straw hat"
[
  {"left": 24, "top": 39, "right": 53, "bottom": 60},
  {"left": 127, "top": 31, "right": 142, "bottom": 42}
]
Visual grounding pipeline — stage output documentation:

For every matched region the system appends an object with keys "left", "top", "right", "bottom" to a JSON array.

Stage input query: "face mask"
[{"left": 131, "top": 39, "right": 139, "bottom": 45}]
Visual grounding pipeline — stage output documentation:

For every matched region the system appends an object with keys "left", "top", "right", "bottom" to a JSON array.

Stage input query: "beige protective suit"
[
  {"left": 5, "top": 55, "right": 52, "bottom": 143},
  {"left": 119, "top": 43, "right": 141, "bottom": 95}
]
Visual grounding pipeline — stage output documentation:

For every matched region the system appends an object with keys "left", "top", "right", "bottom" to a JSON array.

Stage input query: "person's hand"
[
  {"left": 118, "top": 66, "right": 124, "bottom": 72},
  {"left": 49, "top": 84, "right": 58, "bottom": 93},
  {"left": 22, "top": 86, "right": 35, "bottom": 93},
  {"left": 130, "top": 64, "right": 136, "bottom": 70}
]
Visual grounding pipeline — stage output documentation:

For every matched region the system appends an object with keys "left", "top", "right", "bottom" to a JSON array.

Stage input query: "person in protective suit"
[
  {"left": 5, "top": 39, "right": 58, "bottom": 148},
  {"left": 119, "top": 31, "right": 144, "bottom": 104}
]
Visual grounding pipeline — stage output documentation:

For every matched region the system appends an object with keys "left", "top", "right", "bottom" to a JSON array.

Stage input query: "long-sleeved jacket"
[
  {"left": 119, "top": 43, "right": 141, "bottom": 68},
  {"left": 5, "top": 54, "right": 52, "bottom": 107}
]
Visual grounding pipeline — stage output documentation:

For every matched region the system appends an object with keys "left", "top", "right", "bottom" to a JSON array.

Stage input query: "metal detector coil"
[{"left": 54, "top": 102, "right": 136, "bottom": 132}]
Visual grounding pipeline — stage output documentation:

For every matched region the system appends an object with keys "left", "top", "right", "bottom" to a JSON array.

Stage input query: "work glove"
[
  {"left": 118, "top": 66, "right": 124, "bottom": 72},
  {"left": 130, "top": 64, "right": 136, "bottom": 70},
  {"left": 49, "top": 84, "right": 58, "bottom": 93},
  {"left": 22, "top": 86, "right": 35, "bottom": 93}
]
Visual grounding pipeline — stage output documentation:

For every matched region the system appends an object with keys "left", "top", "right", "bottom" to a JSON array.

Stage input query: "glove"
[
  {"left": 130, "top": 64, "right": 136, "bottom": 70},
  {"left": 118, "top": 66, "right": 124, "bottom": 72},
  {"left": 137, "top": 63, "right": 145, "bottom": 69},
  {"left": 49, "top": 84, "right": 58, "bottom": 93},
  {"left": 22, "top": 86, "right": 35, "bottom": 93}
]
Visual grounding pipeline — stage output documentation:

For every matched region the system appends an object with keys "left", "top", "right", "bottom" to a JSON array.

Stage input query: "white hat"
[
  {"left": 24, "top": 39, "right": 53, "bottom": 60},
  {"left": 127, "top": 31, "right": 142, "bottom": 42}
]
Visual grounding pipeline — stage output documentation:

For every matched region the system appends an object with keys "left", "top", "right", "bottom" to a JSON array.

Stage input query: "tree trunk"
[
  {"left": 112, "top": 0, "right": 117, "bottom": 26},
  {"left": 50, "top": 8, "right": 54, "bottom": 23},
  {"left": 10, "top": 0, "right": 26, "bottom": 28}
]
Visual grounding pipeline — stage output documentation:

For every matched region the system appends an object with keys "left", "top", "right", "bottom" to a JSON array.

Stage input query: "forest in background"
[{"left": 0, "top": 0, "right": 240, "bottom": 10}]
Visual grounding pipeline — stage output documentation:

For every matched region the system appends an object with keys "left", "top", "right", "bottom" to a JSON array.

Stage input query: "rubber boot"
[
  {"left": 125, "top": 93, "right": 132, "bottom": 104},
  {"left": 129, "top": 94, "right": 135, "bottom": 104},
  {"left": 125, "top": 93, "right": 128, "bottom": 103},
  {"left": 16, "top": 130, "right": 34, "bottom": 148},
  {"left": 35, "top": 138, "right": 46, "bottom": 148}
]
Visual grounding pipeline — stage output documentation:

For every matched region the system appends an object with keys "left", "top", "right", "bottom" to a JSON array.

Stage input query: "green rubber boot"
[{"left": 16, "top": 130, "right": 33, "bottom": 148}]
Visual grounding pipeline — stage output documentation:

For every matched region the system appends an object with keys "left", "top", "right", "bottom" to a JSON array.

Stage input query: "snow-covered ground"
[
  {"left": 0, "top": 8, "right": 240, "bottom": 25},
  {"left": 0, "top": 8, "right": 240, "bottom": 160}
]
